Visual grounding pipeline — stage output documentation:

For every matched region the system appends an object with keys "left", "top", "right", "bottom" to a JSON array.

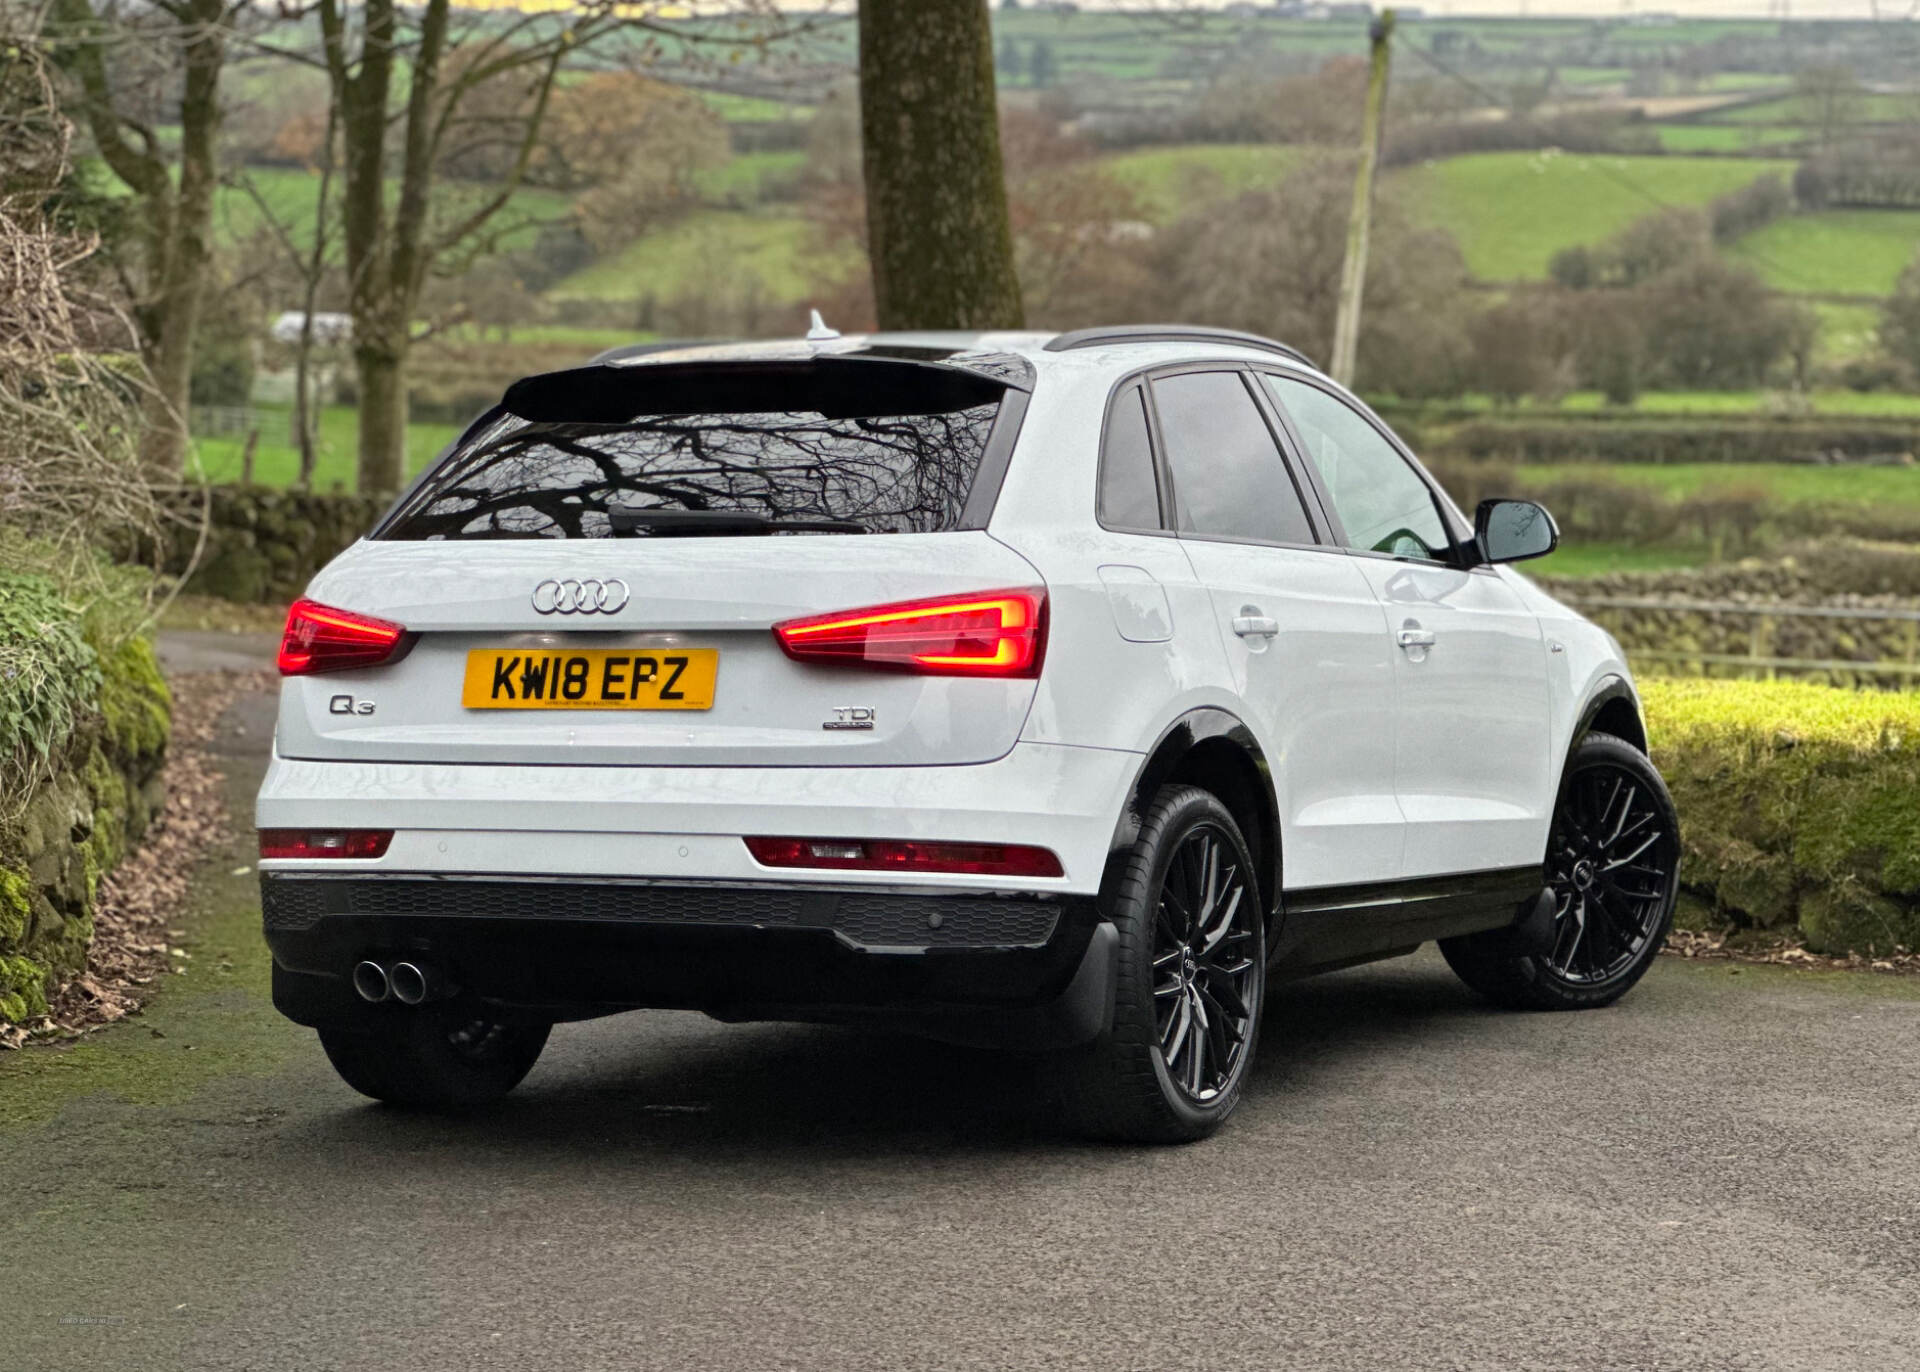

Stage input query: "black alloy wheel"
[
  {"left": 1441, "top": 731, "right": 1679, "bottom": 1011},
  {"left": 1544, "top": 759, "right": 1677, "bottom": 985},
  {"left": 1064, "top": 785, "right": 1267, "bottom": 1143},
  {"left": 1152, "top": 823, "right": 1261, "bottom": 1104}
]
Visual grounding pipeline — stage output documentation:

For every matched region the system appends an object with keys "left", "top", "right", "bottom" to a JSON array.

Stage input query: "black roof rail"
[{"left": 1043, "top": 324, "right": 1316, "bottom": 370}]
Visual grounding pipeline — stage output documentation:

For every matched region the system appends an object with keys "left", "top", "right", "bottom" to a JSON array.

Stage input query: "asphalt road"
[{"left": 8, "top": 653, "right": 1920, "bottom": 1371}]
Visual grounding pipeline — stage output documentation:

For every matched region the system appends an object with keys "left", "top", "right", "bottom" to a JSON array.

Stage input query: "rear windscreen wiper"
[{"left": 608, "top": 508, "right": 868, "bottom": 537}]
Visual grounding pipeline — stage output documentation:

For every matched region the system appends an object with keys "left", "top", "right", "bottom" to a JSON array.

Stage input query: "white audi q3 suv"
[{"left": 258, "top": 324, "right": 1680, "bottom": 1142}]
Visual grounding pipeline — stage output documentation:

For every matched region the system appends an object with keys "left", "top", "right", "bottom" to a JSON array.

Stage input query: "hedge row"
[
  {"left": 0, "top": 571, "right": 170, "bottom": 1022},
  {"left": 1644, "top": 678, "right": 1920, "bottom": 956},
  {"left": 1429, "top": 419, "right": 1920, "bottom": 465}
]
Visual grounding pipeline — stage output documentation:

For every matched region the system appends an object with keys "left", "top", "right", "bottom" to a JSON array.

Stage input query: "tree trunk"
[
  {"left": 51, "top": 0, "right": 227, "bottom": 475},
  {"left": 858, "top": 0, "right": 1022, "bottom": 331},
  {"left": 354, "top": 342, "right": 408, "bottom": 495},
  {"left": 141, "top": 0, "right": 225, "bottom": 474}
]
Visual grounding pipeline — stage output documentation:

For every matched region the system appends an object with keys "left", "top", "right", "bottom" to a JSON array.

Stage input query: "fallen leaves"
[
  {"left": 0, "top": 667, "right": 274, "bottom": 1050},
  {"left": 1663, "top": 926, "right": 1920, "bottom": 976}
]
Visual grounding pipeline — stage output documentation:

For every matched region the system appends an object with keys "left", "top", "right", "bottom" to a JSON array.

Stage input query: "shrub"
[
  {"left": 0, "top": 572, "right": 103, "bottom": 813},
  {"left": 1644, "top": 678, "right": 1920, "bottom": 955},
  {"left": 1468, "top": 293, "right": 1574, "bottom": 406},
  {"left": 1432, "top": 418, "right": 1920, "bottom": 465},
  {"left": 1707, "top": 174, "right": 1791, "bottom": 245}
]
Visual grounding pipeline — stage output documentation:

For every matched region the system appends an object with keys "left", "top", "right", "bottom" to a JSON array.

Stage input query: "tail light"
[
  {"left": 773, "top": 589, "right": 1046, "bottom": 678},
  {"left": 259, "top": 829, "right": 393, "bottom": 860},
  {"left": 278, "top": 599, "right": 409, "bottom": 675},
  {"left": 745, "top": 836, "right": 1063, "bottom": 879}
]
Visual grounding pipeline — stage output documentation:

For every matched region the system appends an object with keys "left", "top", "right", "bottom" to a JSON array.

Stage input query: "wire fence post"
[{"left": 1749, "top": 612, "right": 1774, "bottom": 681}]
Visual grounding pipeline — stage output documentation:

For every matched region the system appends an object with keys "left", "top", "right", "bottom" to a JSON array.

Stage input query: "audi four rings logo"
[{"left": 532, "top": 578, "right": 630, "bottom": 615}]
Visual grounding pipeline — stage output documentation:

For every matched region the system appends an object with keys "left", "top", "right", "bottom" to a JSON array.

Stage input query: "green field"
[
  {"left": 1729, "top": 210, "right": 1920, "bottom": 297},
  {"left": 1652, "top": 124, "right": 1804, "bottom": 153},
  {"left": 1528, "top": 543, "right": 1709, "bottom": 579},
  {"left": 1418, "top": 388, "right": 1920, "bottom": 417},
  {"left": 436, "top": 322, "right": 653, "bottom": 348},
  {"left": 212, "top": 167, "right": 570, "bottom": 253},
  {"left": 1097, "top": 144, "right": 1305, "bottom": 223},
  {"left": 1399, "top": 152, "right": 1797, "bottom": 282},
  {"left": 190, "top": 406, "right": 462, "bottom": 491},
  {"left": 1716, "top": 92, "right": 1920, "bottom": 125},
  {"left": 1811, "top": 302, "right": 1887, "bottom": 364},
  {"left": 548, "top": 208, "right": 843, "bottom": 304},
  {"left": 693, "top": 149, "right": 806, "bottom": 204},
  {"left": 694, "top": 90, "right": 811, "bottom": 123},
  {"left": 1520, "top": 461, "right": 1920, "bottom": 509}
]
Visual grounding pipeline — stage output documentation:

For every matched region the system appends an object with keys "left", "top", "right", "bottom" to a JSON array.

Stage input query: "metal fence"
[{"left": 1557, "top": 595, "right": 1920, "bottom": 682}]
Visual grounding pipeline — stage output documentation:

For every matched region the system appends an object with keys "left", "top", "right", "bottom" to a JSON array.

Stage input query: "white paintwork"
[
  {"left": 1347, "top": 557, "right": 1553, "bottom": 876},
  {"left": 257, "top": 739, "right": 1131, "bottom": 892},
  {"left": 283, "top": 532, "right": 1043, "bottom": 767},
  {"left": 257, "top": 330, "right": 1640, "bottom": 903}
]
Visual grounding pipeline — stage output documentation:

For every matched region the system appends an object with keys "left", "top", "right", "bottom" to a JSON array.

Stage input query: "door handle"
[
  {"left": 1397, "top": 627, "right": 1436, "bottom": 649},
  {"left": 1232, "top": 615, "right": 1278, "bottom": 638}
]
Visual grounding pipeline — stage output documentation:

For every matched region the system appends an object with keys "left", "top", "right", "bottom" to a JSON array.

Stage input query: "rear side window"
[
  {"left": 1151, "top": 371, "right": 1315, "bottom": 546},
  {"left": 381, "top": 362, "right": 1009, "bottom": 540},
  {"left": 1098, "top": 385, "right": 1161, "bottom": 531}
]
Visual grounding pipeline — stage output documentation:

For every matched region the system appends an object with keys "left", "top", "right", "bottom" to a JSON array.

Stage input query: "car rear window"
[{"left": 379, "top": 360, "right": 1014, "bottom": 541}]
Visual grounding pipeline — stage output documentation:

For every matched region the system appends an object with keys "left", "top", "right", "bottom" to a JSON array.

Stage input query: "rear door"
[
  {"left": 1147, "top": 367, "right": 1403, "bottom": 890},
  {"left": 277, "top": 358, "right": 1045, "bottom": 768},
  {"left": 1258, "top": 372, "right": 1554, "bottom": 878}
]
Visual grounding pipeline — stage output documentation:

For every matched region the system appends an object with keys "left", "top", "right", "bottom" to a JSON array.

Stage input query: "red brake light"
[
  {"left": 259, "top": 829, "right": 393, "bottom": 860},
  {"left": 744, "top": 836, "right": 1063, "bottom": 879},
  {"left": 278, "top": 598, "right": 408, "bottom": 675},
  {"left": 773, "top": 589, "right": 1046, "bottom": 677}
]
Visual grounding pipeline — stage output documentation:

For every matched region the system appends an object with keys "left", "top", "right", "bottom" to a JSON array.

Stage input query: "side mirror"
[{"left": 1475, "top": 498, "right": 1558, "bottom": 565}]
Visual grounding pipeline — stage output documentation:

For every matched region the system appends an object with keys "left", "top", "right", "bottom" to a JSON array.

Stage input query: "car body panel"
[{"left": 256, "top": 328, "right": 1646, "bottom": 1033}]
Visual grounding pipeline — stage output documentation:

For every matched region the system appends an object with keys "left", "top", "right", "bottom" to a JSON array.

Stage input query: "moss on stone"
[
  {"left": 94, "top": 635, "right": 170, "bottom": 767},
  {"left": 1646, "top": 678, "right": 1920, "bottom": 955},
  {"left": 0, "top": 865, "right": 29, "bottom": 946},
  {"left": 0, "top": 952, "right": 50, "bottom": 1023}
]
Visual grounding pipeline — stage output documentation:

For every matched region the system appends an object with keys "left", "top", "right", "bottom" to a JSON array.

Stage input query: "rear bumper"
[
  {"left": 254, "top": 741, "right": 1137, "bottom": 895},
  {"left": 263, "top": 874, "right": 1116, "bottom": 1048}
]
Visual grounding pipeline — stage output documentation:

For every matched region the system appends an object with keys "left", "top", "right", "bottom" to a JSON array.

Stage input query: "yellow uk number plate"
[{"left": 461, "top": 648, "right": 717, "bottom": 710}]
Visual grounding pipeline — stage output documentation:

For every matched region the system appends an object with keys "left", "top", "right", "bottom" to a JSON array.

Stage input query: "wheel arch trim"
[
  {"left": 1103, "top": 708, "right": 1283, "bottom": 926},
  {"left": 1558, "top": 675, "right": 1646, "bottom": 800}
]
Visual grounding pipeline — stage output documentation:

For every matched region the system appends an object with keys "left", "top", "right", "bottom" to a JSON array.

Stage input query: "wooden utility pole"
[{"left": 1329, "top": 9, "right": 1394, "bottom": 389}]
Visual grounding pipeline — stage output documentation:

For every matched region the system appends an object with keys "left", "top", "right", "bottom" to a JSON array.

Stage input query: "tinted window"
[
  {"left": 383, "top": 380, "right": 1003, "bottom": 540},
  {"left": 1263, "top": 375, "right": 1450, "bottom": 560},
  {"left": 1152, "top": 371, "right": 1315, "bottom": 546},
  {"left": 1098, "top": 385, "right": 1161, "bottom": 530}
]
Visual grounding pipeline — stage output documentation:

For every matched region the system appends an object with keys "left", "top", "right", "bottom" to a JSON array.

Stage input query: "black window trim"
[
  {"left": 1093, "top": 379, "right": 1173, "bottom": 539},
  {"left": 1132, "top": 361, "right": 1335, "bottom": 555},
  {"left": 1251, "top": 366, "right": 1486, "bottom": 573}
]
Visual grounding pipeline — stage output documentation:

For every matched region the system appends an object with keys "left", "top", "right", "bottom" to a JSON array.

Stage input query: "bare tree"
[
  {"left": 1794, "top": 64, "right": 1865, "bottom": 151},
  {"left": 299, "top": 0, "right": 787, "bottom": 493},
  {"left": 46, "top": 0, "right": 238, "bottom": 474},
  {"left": 233, "top": 106, "right": 339, "bottom": 491},
  {"left": 0, "top": 15, "right": 172, "bottom": 606},
  {"left": 858, "top": 0, "right": 1022, "bottom": 331}
]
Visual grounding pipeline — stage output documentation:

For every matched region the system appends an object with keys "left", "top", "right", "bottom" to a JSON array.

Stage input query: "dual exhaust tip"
[{"left": 352, "top": 959, "right": 436, "bottom": 1006}]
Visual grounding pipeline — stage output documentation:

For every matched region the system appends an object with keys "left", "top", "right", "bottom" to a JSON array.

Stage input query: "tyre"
[
  {"left": 319, "top": 1008, "right": 551, "bottom": 1110},
  {"left": 1064, "top": 785, "right": 1267, "bottom": 1144},
  {"left": 1441, "top": 731, "right": 1679, "bottom": 1011}
]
